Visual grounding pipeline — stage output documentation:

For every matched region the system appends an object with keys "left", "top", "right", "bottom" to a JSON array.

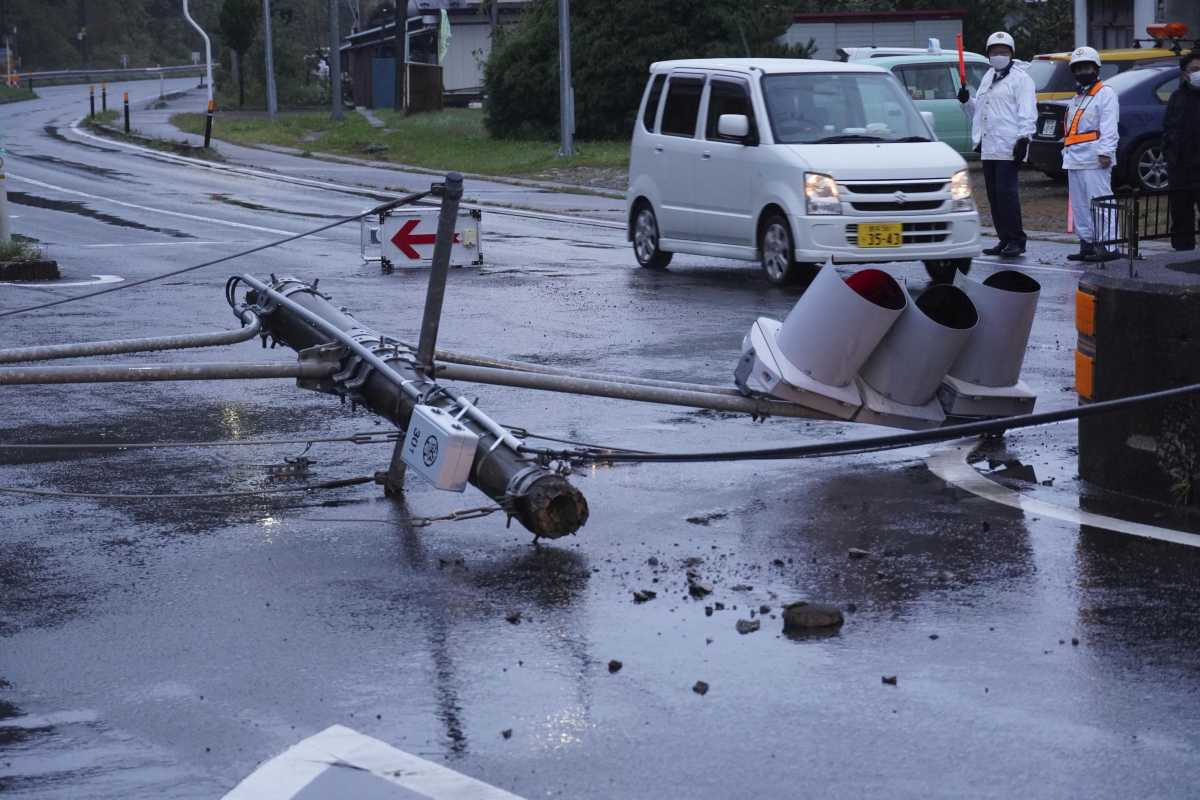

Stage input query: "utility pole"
[
  {"left": 392, "top": 0, "right": 403, "bottom": 112},
  {"left": 263, "top": 0, "right": 278, "bottom": 118},
  {"left": 557, "top": 0, "right": 574, "bottom": 157},
  {"left": 329, "top": 0, "right": 343, "bottom": 119}
]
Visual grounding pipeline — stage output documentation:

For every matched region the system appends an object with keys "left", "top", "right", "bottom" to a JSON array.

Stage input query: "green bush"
[{"left": 483, "top": 0, "right": 798, "bottom": 141}]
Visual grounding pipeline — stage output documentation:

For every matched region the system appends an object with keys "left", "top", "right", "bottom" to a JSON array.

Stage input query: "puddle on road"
[
  {"left": 6, "top": 192, "right": 194, "bottom": 239},
  {"left": 208, "top": 192, "right": 345, "bottom": 220}
]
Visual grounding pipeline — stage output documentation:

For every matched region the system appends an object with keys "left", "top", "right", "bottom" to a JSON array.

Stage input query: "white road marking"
[
  {"left": 1, "top": 274, "right": 123, "bottom": 289},
  {"left": 8, "top": 174, "right": 304, "bottom": 236},
  {"left": 80, "top": 241, "right": 233, "bottom": 248},
  {"left": 927, "top": 438, "right": 1200, "bottom": 548},
  {"left": 222, "top": 724, "right": 525, "bottom": 800}
]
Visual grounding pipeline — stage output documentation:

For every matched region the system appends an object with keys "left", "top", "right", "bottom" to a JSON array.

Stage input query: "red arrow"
[{"left": 390, "top": 218, "right": 460, "bottom": 260}]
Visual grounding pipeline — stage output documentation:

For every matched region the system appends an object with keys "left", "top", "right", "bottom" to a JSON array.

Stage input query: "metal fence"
[
  {"left": 15, "top": 64, "right": 205, "bottom": 87},
  {"left": 1091, "top": 189, "right": 1179, "bottom": 274}
]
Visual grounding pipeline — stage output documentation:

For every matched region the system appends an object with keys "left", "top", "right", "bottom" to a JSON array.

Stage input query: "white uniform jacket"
[
  {"left": 1060, "top": 83, "right": 1120, "bottom": 171},
  {"left": 968, "top": 61, "right": 1037, "bottom": 161}
]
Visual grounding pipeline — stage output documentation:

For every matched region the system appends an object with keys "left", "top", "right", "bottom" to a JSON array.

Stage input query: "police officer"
[
  {"left": 958, "top": 31, "right": 1037, "bottom": 258},
  {"left": 1163, "top": 50, "right": 1200, "bottom": 251},
  {"left": 1061, "top": 47, "right": 1120, "bottom": 262}
]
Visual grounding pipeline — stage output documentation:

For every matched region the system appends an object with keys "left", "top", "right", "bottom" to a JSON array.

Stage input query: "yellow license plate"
[{"left": 857, "top": 223, "right": 903, "bottom": 248}]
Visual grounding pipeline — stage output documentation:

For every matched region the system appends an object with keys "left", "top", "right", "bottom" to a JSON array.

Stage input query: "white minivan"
[{"left": 626, "top": 58, "right": 981, "bottom": 284}]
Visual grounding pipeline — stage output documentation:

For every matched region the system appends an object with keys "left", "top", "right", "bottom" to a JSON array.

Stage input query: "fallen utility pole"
[{"left": 236, "top": 273, "right": 589, "bottom": 538}]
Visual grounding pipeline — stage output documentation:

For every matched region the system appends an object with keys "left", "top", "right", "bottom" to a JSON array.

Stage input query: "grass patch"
[
  {"left": 0, "top": 84, "right": 37, "bottom": 104},
  {"left": 171, "top": 107, "right": 628, "bottom": 178},
  {"left": 0, "top": 239, "right": 44, "bottom": 262},
  {"left": 88, "top": 110, "right": 120, "bottom": 124}
]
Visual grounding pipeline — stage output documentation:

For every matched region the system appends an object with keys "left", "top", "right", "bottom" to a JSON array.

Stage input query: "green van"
[{"left": 839, "top": 45, "right": 990, "bottom": 158}]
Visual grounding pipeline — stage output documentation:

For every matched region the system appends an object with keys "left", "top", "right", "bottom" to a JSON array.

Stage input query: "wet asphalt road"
[{"left": 2, "top": 81, "right": 1200, "bottom": 799}]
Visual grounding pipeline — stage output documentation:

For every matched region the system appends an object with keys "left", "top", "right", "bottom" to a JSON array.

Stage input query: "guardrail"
[{"left": 6, "top": 64, "right": 207, "bottom": 88}]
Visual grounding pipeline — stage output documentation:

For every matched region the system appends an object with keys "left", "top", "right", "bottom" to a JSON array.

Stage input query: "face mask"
[
  {"left": 1189, "top": 72, "right": 1200, "bottom": 88},
  {"left": 1074, "top": 69, "right": 1098, "bottom": 87},
  {"left": 990, "top": 55, "right": 1011, "bottom": 71}
]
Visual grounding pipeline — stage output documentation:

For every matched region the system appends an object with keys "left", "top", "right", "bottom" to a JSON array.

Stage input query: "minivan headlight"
[
  {"left": 805, "top": 173, "right": 842, "bottom": 215},
  {"left": 950, "top": 169, "right": 974, "bottom": 211}
]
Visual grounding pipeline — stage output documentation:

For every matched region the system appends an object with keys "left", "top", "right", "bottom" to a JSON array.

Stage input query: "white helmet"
[
  {"left": 1070, "top": 46, "right": 1102, "bottom": 67},
  {"left": 986, "top": 31, "right": 1016, "bottom": 53}
]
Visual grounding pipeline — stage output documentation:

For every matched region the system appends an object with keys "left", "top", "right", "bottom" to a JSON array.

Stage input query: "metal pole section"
[
  {"left": 238, "top": 274, "right": 588, "bottom": 537},
  {"left": 434, "top": 362, "right": 833, "bottom": 420},
  {"left": 392, "top": 1, "right": 402, "bottom": 112},
  {"left": 123, "top": 91, "right": 130, "bottom": 133},
  {"left": 435, "top": 348, "right": 787, "bottom": 400},
  {"left": 557, "top": 0, "right": 574, "bottom": 156},
  {"left": 0, "top": 361, "right": 332, "bottom": 386},
  {"left": 100, "top": 82, "right": 106, "bottom": 111},
  {"left": 262, "top": 0, "right": 278, "bottom": 118},
  {"left": 88, "top": 84, "right": 94, "bottom": 117},
  {"left": 0, "top": 314, "right": 261, "bottom": 364},
  {"left": 1073, "top": 0, "right": 1088, "bottom": 48},
  {"left": 415, "top": 172, "right": 462, "bottom": 374},
  {"left": 181, "top": 0, "right": 214, "bottom": 105},
  {"left": 329, "top": 0, "right": 344, "bottom": 121}
]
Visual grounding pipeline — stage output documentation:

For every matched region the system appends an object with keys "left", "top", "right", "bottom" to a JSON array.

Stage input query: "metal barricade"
[{"left": 1091, "top": 189, "right": 1179, "bottom": 275}]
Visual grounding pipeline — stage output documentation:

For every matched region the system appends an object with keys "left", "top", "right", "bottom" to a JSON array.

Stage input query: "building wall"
[
  {"left": 442, "top": 21, "right": 491, "bottom": 92},
  {"left": 786, "top": 19, "right": 964, "bottom": 60}
]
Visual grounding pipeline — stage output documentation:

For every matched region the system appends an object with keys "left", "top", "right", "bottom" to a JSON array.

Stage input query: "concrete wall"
[{"left": 785, "top": 19, "right": 963, "bottom": 60}]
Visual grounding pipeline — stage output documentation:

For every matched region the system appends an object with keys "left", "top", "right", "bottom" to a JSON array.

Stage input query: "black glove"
[
  {"left": 1012, "top": 137, "right": 1029, "bottom": 162},
  {"left": 957, "top": 86, "right": 970, "bottom": 104}
]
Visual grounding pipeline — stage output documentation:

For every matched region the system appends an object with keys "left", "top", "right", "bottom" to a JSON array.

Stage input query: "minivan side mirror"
[
  {"left": 920, "top": 110, "right": 936, "bottom": 135},
  {"left": 718, "top": 113, "right": 752, "bottom": 142}
]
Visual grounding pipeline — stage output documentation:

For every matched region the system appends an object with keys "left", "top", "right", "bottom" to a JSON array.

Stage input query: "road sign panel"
[{"left": 369, "top": 207, "right": 482, "bottom": 270}]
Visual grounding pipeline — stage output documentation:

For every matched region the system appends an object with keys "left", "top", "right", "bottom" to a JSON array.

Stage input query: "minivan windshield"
[{"left": 762, "top": 72, "right": 931, "bottom": 144}]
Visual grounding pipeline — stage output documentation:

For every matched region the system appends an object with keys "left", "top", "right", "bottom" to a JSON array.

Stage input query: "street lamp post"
[
  {"left": 557, "top": 0, "right": 574, "bottom": 157},
  {"left": 181, "top": 0, "right": 215, "bottom": 146},
  {"left": 329, "top": 0, "right": 343, "bottom": 120},
  {"left": 263, "top": 0, "right": 278, "bottom": 118}
]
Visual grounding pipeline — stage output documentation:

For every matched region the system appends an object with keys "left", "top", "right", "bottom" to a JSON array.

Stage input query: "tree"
[
  {"left": 484, "top": 0, "right": 798, "bottom": 141},
  {"left": 220, "top": 0, "right": 260, "bottom": 107}
]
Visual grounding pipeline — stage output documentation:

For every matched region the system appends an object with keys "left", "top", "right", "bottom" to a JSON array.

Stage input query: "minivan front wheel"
[
  {"left": 632, "top": 204, "right": 672, "bottom": 269},
  {"left": 759, "top": 214, "right": 813, "bottom": 285}
]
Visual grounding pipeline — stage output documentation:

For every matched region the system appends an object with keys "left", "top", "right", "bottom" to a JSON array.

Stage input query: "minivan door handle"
[
  {"left": 701, "top": 151, "right": 712, "bottom": 159},
  {"left": 654, "top": 145, "right": 664, "bottom": 153}
]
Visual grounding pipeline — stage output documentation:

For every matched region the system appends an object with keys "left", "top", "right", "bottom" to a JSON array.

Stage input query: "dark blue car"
[{"left": 1028, "top": 64, "right": 1182, "bottom": 190}]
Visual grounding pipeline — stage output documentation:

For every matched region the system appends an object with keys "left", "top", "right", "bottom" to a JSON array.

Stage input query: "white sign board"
[{"left": 372, "top": 207, "right": 482, "bottom": 269}]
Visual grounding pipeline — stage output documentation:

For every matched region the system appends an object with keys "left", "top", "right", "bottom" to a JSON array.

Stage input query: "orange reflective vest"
[{"left": 1064, "top": 82, "right": 1104, "bottom": 147}]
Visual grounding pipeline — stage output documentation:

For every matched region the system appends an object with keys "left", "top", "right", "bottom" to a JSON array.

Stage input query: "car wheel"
[
  {"left": 1131, "top": 139, "right": 1169, "bottom": 191},
  {"left": 632, "top": 204, "right": 672, "bottom": 269},
  {"left": 923, "top": 258, "right": 972, "bottom": 284},
  {"left": 759, "top": 214, "right": 815, "bottom": 285}
]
